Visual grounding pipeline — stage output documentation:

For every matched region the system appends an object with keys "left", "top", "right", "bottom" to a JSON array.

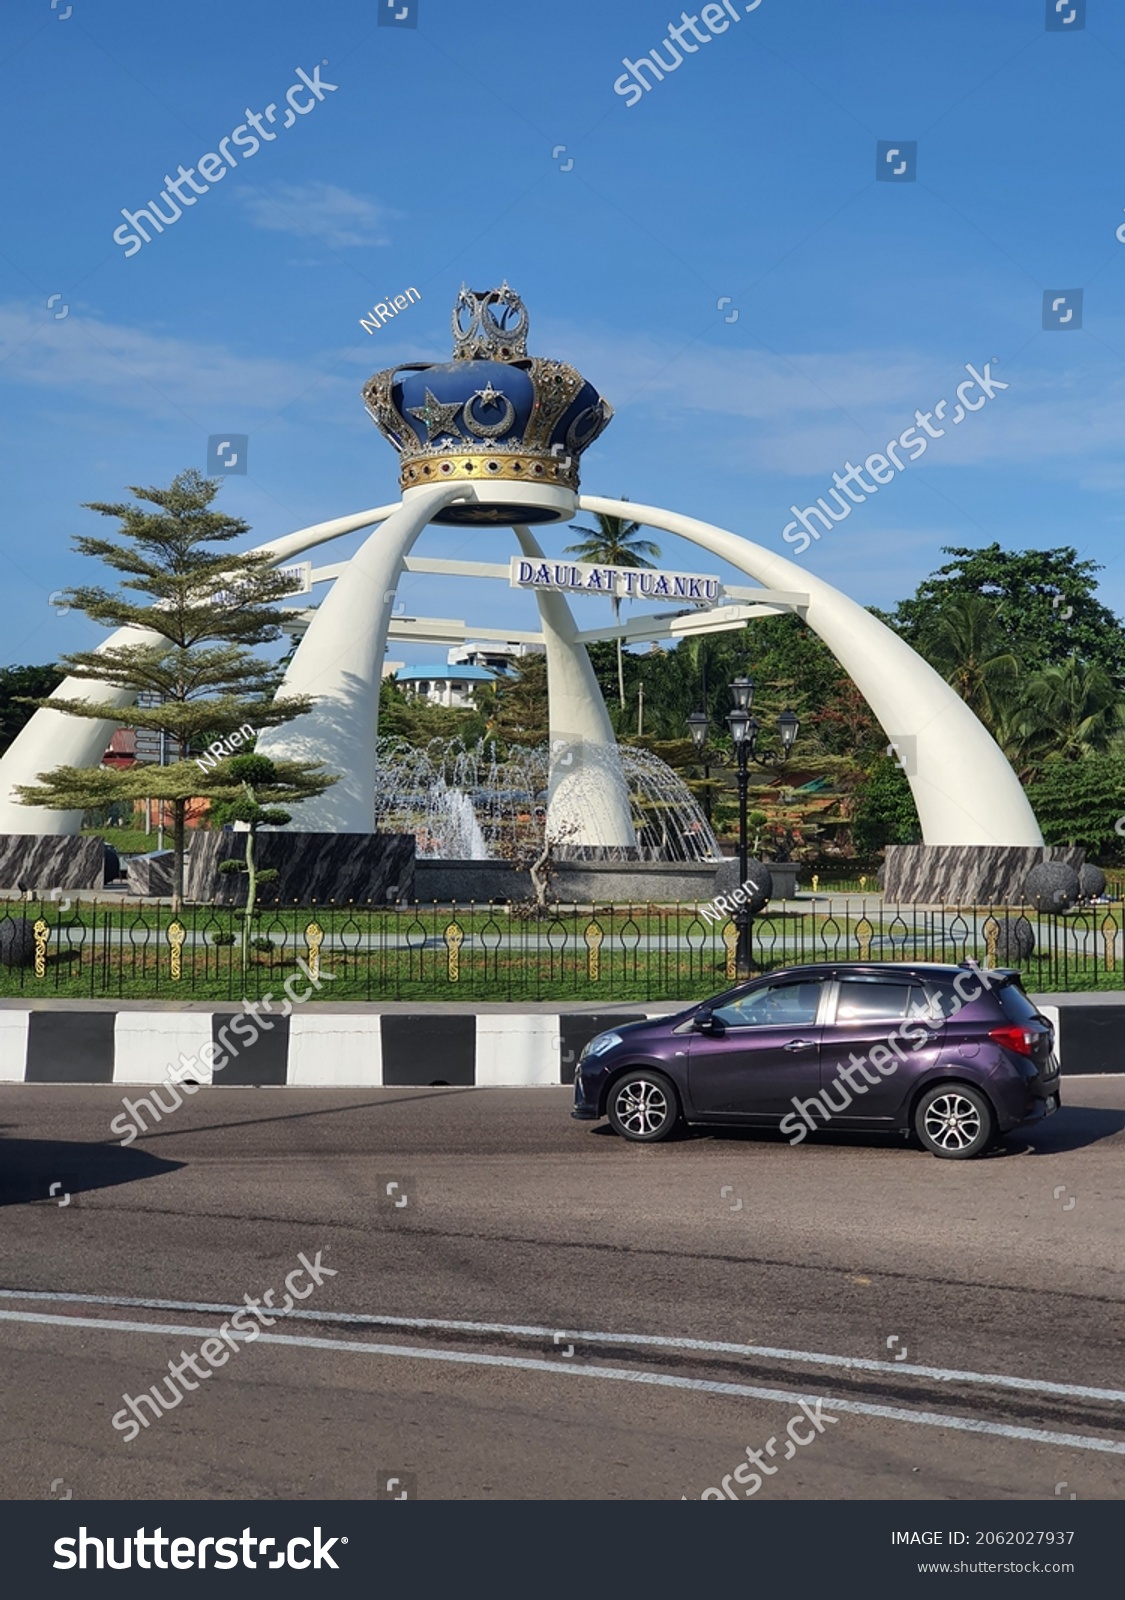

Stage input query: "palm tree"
[
  {"left": 989, "top": 656, "right": 1122, "bottom": 782},
  {"left": 1026, "top": 657, "right": 1122, "bottom": 760},
  {"left": 915, "top": 593, "right": 1020, "bottom": 731},
  {"left": 565, "top": 505, "right": 661, "bottom": 709}
]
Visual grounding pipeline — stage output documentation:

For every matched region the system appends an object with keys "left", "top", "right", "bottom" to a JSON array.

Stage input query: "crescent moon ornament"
[{"left": 463, "top": 385, "right": 515, "bottom": 438}]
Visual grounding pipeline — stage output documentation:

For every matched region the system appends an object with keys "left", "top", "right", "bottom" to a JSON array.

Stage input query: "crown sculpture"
[{"left": 362, "top": 283, "right": 613, "bottom": 524}]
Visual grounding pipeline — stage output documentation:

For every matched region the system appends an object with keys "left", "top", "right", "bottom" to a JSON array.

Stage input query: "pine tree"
[{"left": 15, "top": 469, "right": 335, "bottom": 909}]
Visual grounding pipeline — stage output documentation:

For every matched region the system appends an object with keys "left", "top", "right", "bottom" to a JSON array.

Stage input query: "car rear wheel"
[
  {"left": 914, "top": 1083, "right": 994, "bottom": 1160},
  {"left": 607, "top": 1070, "right": 680, "bottom": 1143}
]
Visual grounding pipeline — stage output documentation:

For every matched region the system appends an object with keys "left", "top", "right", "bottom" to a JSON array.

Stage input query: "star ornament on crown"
[{"left": 361, "top": 283, "right": 613, "bottom": 518}]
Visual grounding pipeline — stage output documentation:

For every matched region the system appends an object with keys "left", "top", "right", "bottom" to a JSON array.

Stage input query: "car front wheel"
[
  {"left": 607, "top": 1070, "right": 680, "bottom": 1143},
  {"left": 914, "top": 1083, "right": 995, "bottom": 1160}
]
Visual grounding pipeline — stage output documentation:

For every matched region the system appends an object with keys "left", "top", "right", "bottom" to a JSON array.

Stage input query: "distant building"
[
  {"left": 394, "top": 662, "right": 496, "bottom": 709},
  {"left": 447, "top": 641, "right": 542, "bottom": 675}
]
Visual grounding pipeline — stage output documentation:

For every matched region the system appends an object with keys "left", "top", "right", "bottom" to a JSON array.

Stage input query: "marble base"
[
  {"left": 125, "top": 851, "right": 174, "bottom": 897},
  {"left": 0, "top": 834, "right": 104, "bottom": 891},
  {"left": 882, "top": 844, "right": 1085, "bottom": 905},
  {"left": 416, "top": 857, "right": 734, "bottom": 905},
  {"left": 185, "top": 831, "right": 416, "bottom": 906}
]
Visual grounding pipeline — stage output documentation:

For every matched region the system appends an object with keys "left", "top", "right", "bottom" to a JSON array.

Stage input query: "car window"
[
  {"left": 713, "top": 980, "right": 824, "bottom": 1028},
  {"left": 835, "top": 981, "right": 930, "bottom": 1023},
  {"left": 997, "top": 983, "right": 1042, "bottom": 1024},
  {"left": 926, "top": 976, "right": 996, "bottom": 1018}
]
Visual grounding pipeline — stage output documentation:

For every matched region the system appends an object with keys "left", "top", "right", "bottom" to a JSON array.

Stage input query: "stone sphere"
[
  {"left": 0, "top": 917, "right": 36, "bottom": 968},
  {"left": 1023, "top": 860, "right": 1079, "bottom": 913},
  {"left": 739, "top": 861, "right": 773, "bottom": 914},
  {"left": 990, "top": 915, "right": 1035, "bottom": 966},
  {"left": 1078, "top": 863, "right": 1107, "bottom": 901}
]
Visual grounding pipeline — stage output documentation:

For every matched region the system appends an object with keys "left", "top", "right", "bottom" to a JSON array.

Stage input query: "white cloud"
[
  {"left": 544, "top": 320, "right": 1125, "bottom": 482},
  {"left": 0, "top": 302, "right": 330, "bottom": 415},
  {"left": 239, "top": 183, "right": 396, "bottom": 249}
]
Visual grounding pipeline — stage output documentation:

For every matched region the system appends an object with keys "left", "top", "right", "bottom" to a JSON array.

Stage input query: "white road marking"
[
  {"left": 2, "top": 1287, "right": 1122, "bottom": 1407},
  {"left": 1, "top": 1305, "right": 1123, "bottom": 1458}
]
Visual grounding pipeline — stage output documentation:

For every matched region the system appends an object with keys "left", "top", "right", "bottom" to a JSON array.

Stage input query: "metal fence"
[{"left": 0, "top": 897, "right": 1121, "bottom": 1002}]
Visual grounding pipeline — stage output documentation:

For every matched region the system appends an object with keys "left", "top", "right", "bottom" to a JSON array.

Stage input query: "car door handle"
[{"left": 784, "top": 1039, "right": 816, "bottom": 1052}]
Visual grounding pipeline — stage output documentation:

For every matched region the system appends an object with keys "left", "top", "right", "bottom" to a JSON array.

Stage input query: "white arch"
[
  {"left": 580, "top": 496, "right": 1042, "bottom": 848},
  {"left": 0, "top": 487, "right": 1041, "bottom": 851},
  {"left": 0, "top": 503, "right": 401, "bottom": 835},
  {"left": 512, "top": 526, "right": 636, "bottom": 851},
  {"left": 254, "top": 486, "right": 467, "bottom": 831}
]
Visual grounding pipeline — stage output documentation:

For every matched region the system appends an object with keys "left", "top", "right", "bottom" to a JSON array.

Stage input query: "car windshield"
[{"left": 712, "top": 980, "right": 823, "bottom": 1028}]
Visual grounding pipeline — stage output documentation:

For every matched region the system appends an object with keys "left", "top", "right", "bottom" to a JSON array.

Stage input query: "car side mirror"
[{"left": 694, "top": 1008, "right": 724, "bottom": 1035}]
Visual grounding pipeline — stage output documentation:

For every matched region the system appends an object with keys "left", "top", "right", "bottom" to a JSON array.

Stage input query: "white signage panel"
[{"left": 510, "top": 557, "right": 722, "bottom": 607}]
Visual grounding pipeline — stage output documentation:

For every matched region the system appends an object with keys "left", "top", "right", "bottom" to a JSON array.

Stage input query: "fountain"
[
  {"left": 374, "top": 738, "right": 720, "bottom": 861},
  {"left": 373, "top": 737, "right": 728, "bottom": 904}
]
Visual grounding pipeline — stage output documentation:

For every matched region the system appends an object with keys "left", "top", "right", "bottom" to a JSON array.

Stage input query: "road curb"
[{"left": 0, "top": 997, "right": 1120, "bottom": 1085}]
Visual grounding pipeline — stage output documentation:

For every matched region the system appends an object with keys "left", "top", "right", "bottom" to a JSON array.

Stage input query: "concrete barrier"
[{"left": 0, "top": 994, "right": 1119, "bottom": 1086}]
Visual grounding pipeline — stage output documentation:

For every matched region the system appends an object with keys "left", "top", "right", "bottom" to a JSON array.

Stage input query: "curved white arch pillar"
[
  {"left": 0, "top": 623, "right": 167, "bottom": 834},
  {"left": 512, "top": 526, "right": 636, "bottom": 852},
  {"left": 0, "top": 504, "right": 400, "bottom": 837},
  {"left": 581, "top": 496, "right": 1041, "bottom": 848},
  {"left": 255, "top": 485, "right": 467, "bottom": 832}
]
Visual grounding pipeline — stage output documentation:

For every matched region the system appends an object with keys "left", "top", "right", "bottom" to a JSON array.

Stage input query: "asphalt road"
[{"left": 2, "top": 1079, "right": 1124, "bottom": 1502}]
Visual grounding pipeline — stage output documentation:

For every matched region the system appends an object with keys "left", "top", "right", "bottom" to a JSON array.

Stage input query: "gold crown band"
[{"left": 400, "top": 452, "right": 578, "bottom": 490}]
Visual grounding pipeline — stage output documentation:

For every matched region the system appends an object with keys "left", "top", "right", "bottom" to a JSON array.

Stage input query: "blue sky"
[{"left": 4, "top": 0, "right": 1125, "bottom": 672}]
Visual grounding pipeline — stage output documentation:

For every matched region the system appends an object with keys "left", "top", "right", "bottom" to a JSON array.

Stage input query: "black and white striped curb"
[
  {"left": 0, "top": 998, "right": 1119, "bottom": 1085},
  {"left": 0, "top": 1009, "right": 658, "bottom": 1087}
]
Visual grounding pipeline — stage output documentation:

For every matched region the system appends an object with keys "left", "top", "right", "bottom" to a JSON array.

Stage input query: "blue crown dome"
[{"left": 362, "top": 284, "right": 613, "bottom": 524}]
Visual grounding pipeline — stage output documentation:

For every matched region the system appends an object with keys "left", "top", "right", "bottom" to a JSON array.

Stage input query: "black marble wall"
[
  {"left": 883, "top": 844, "right": 1085, "bottom": 905},
  {"left": 0, "top": 833, "right": 104, "bottom": 890},
  {"left": 125, "top": 851, "right": 174, "bottom": 897},
  {"left": 185, "top": 831, "right": 416, "bottom": 906}
]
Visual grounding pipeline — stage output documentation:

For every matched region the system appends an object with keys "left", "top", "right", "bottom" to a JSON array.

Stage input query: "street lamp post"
[
  {"left": 685, "top": 707, "right": 711, "bottom": 823},
  {"left": 723, "top": 679, "right": 800, "bottom": 979}
]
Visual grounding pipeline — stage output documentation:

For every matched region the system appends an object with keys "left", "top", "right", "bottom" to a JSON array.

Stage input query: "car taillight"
[{"left": 989, "top": 1024, "right": 1037, "bottom": 1058}]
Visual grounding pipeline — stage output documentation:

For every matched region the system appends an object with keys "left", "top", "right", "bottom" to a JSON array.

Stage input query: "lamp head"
[
  {"left": 685, "top": 709, "right": 710, "bottom": 750},
  {"left": 730, "top": 676, "right": 755, "bottom": 713}
]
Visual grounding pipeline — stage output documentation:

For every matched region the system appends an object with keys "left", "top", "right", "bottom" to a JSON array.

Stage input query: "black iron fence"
[{"left": 0, "top": 897, "right": 1120, "bottom": 1002}]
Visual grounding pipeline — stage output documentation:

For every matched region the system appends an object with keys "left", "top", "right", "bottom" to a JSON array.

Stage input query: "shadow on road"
[
  {"left": 0, "top": 1137, "right": 184, "bottom": 1206},
  {"left": 586, "top": 1103, "right": 1125, "bottom": 1157}
]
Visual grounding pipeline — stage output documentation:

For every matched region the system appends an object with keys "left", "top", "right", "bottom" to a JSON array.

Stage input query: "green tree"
[
  {"left": 377, "top": 678, "right": 486, "bottom": 744},
  {"left": 912, "top": 592, "right": 1020, "bottom": 730},
  {"left": 565, "top": 506, "right": 661, "bottom": 709},
  {"left": 892, "top": 544, "right": 1125, "bottom": 684},
  {"left": 850, "top": 756, "right": 921, "bottom": 855},
  {"left": 14, "top": 469, "right": 332, "bottom": 909},
  {"left": 489, "top": 652, "right": 549, "bottom": 748},
  {"left": 1027, "top": 755, "right": 1125, "bottom": 856},
  {"left": 210, "top": 753, "right": 331, "bottom": 971},
  {"left": 0, "top": 664, "right": 63, "bottom": 755}
]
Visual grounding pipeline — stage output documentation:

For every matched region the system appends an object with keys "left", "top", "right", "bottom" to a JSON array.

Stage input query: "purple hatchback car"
[{"left": 571, "top": 962, "right": 1060, "bottom": 1159}]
